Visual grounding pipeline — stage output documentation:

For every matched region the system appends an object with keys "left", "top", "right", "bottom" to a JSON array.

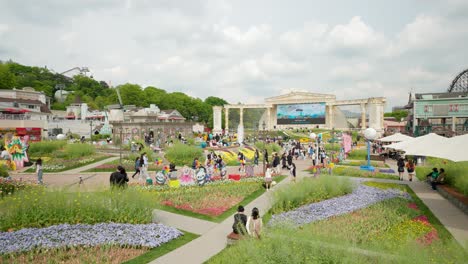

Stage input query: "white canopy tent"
[
  {"left": 378, "top": 133, "right": 413, "bottom": 143},
  {"left": 385, "top": 133, "right": 468, "bottom": 162},
  {"left": 431, "top": 134, "right": 468, "bottom": 162},
  {"left": 384, "top": 133, "right": 447, "bottom": 151}
]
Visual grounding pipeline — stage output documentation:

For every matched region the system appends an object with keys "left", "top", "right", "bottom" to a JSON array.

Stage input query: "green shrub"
[
  {"left": 347, "top": 149, "right": 368, "bottom": 160},
  {"left": 0, "top": 164, "right": 9, "bottom": 178},
  {"left": 63, "top": 144, "right": 96, "bottom": 159},
  {"left": 165, "top": 143, "right": 204, "bottom": 166},
  {"left": 0, "top": 188, "right": 157, "bottom": 231},
  {"left": 254, "top": 142, "right": 282, "bottom": 156},
  {"left": 416, "top": 160, "right": 468, "bottom": 195},
  {"left": 332, "top": 166, "right": 398, "bottom": 180},
  {"left": 28, "top": 141, "right": 67, "bottom": 156},
  {"left": 271, "top": 177, "right": 353, "bottom": 214}
]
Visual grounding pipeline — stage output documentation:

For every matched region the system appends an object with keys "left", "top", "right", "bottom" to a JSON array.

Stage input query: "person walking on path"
[
  {"left": 247, "top": 207, "right": 263, "bottom": 239},
  {"left": 140, "top": 153, "right": 149, "bottom": 183},
  {"left": 397, "top": 157, "right": 405, "bottom": 181},
  {"left": 36, "top": 158, "right": 43, "bottom": 184},
  {"left": 132, "top": 157, "right": 141, "bottom": 179},
  {"left": 254, "top": 149, "right": 259, "bottom": 166},
  {"left": 405, "top": 159, "right": 416, "bottom": 182},
  {"left": 289, "top": 162, "right": 296, "bottom": 183},
  {"left": 264, "top": 164, "right": 273, "bottom": 191}
]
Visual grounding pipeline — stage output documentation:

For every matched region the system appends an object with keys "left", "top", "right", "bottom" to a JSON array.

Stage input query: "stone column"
[
  {"left": 239, "top": 107, "right": 244, "bottom": 127},
  {"left": 452, "top": 117, "right": 457, "bottom": 132},
  {"left": 368, "top": 98, "right": 385, "bottom": 133},
  {"left": 225, "top": 108, "right": 229, "bottom": 132},
  {"left": 266, "top": 107, "right": 271, "bottom": 130},
  {"left": 212, "top": 106, "right": 223, "bottom": 134},
  {"left": 327, "top": 105, "right": 334, "bottom": 129},
  {"left": 360, "top": 103, "right": 366, "bottom": 130}
]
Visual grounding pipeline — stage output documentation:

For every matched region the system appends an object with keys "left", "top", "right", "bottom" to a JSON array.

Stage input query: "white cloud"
[
  {"left": 0, "top": 24, "right": 9, "bottom": 37},
  {"left": 1, "top": 0, "right": 467, "bottom": 110},
  {"left": 327, "top": 16, "right": 386, "bottom": 53}
]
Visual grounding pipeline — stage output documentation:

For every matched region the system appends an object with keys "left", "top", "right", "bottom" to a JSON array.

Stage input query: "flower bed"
[
  {"left": 155, "top": 181, "right": 263, "bottom": 217},
  {"left": 0, "top": 223, "right": 182, "bottom": 255},
  {"left": 208, "top": 182, "right": 466, "bottom": 264},
  {"left": 25, "top": 154, "right": 110, "bottom": 173},
  {"left": 269, "top": 184, "right": 411, "bottom": 226}
]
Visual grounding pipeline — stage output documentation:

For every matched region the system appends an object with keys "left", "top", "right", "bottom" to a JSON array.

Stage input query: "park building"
[
  {"left": 108, "top": 104, "right": 196, "bottom": 146},
  {"left": 405, "top": 92, "right": 468, "bottom": 137},
  {"left": 404, "top": 68, "right": 468, "bottom": 137},
  {"left": 0, "top": 87, "right": 51, "bottom": 141},
  {"left": 212, "top": 91, "right": 386, "bottom": 135}
]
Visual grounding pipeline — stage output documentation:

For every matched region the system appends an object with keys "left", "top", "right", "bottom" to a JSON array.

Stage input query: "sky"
[{"left": 1, "top": 0, "right": 467, "bottom": 110}]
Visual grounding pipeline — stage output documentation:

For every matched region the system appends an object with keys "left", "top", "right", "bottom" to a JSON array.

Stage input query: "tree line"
[{"left": 0, "top": 60, "right": 237, "bottom": 127}]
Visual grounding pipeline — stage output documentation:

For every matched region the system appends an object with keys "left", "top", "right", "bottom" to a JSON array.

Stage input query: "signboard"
[{"left": 276, "top": 103, "right": 326, "bottom": 125}]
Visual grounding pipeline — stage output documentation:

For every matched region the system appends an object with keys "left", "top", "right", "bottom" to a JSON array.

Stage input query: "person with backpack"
[
  {"left": 405, "top": 159, "right": 416, "bottom": 182},
  {"left": 397, "top": 157, "right": 405, "bottom": 181}
]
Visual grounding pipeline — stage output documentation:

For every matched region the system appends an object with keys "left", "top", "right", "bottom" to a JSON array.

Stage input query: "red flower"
[{"left": 407, "top": 203, "right": 419, "bottom": 210}]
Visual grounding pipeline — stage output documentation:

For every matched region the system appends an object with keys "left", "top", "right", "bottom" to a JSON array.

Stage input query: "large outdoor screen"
[{"left": 276, "top": 103, "right": 326, "bottom": 125}]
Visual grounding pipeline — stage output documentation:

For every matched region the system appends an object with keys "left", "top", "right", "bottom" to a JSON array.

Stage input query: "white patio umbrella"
[
  {"left": 431, "top": 134, "right": 468, "bottom": 162},
  {"left": 378, "top": 133, "right": 413, "bottom": 143},
  {"left": 384, "top": 133, "right": 448, "bottom": 152}
]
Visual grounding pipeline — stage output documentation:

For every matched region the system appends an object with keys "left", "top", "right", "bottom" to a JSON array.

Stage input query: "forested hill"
[{"left": 0, "top": 60, "right": 233, "bottom": 126}]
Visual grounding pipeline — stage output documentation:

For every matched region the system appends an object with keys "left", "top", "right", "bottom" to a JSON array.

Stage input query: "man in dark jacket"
[
  {"left": 110, "top": 166, "right": 129, "bottom": 188},
  {"left": 232, "top": 205, "right": 247, "bottom": 235}
]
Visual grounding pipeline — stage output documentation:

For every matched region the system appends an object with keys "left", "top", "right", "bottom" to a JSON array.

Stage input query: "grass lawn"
[
  {"left": 415, "top": 158, "right": 468, "bottom": 195},
  {"left": 327, "top": 166, "right": 399, "bottom": 180},
  {"left": 339, "top": 159, "right": 390, "bottom": 168},
  {"left": 122, "top": 231, "right": 199, "bottom": 264},
  {"left": 208, "top": 182, "right": 466, "bottom": 263}
]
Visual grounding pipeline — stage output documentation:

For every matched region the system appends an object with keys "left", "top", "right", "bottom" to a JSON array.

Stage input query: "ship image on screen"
[{"left": 276, "top": 103, "right": 326, "bottom": 124}]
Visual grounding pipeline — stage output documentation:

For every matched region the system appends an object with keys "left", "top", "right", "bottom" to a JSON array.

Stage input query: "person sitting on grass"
[
  {"left": 431, "top": 168, "right": 446, "bottom": 190},
  {"left": 247, "top": 207, "right": 263, "bottom": 239},
  {"left": 230, "top": 205, "right": 247, "bottom": 238},
  {"left": 426, "top": 168, "right": 439, "bottom": 183}
]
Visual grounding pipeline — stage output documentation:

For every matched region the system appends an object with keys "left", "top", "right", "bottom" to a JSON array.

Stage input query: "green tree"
[
  {"left": 143, "top": 86, "right": 167, "bottom": 107},
  {"left": 384, "top": 110, "right": 408, "bottom": 121},
  {"left": 0, "top": 63, "right": 17, "bottom": 89},
  {"left": 116, "top": 83, "right": 144, "bottom": 106},
  {"left": 204, "top": 96, "right": 228, "bottom": 106}
]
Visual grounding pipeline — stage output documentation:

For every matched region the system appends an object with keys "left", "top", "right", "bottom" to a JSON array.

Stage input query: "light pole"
[
  {"left": 119, "top": 127, "right": 123, "bottom": 164},
  {"left": 360, "top": 128, "right": 377, "bottom": 172},
  {"left": 89, "top": 120, "right": 93, "bottom": 141},
  {"left": 262, "top": 121, "right": 266, "bottom": 174}
]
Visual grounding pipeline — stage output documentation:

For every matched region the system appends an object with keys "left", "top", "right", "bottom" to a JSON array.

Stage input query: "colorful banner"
[{"left": 342, "top": 133, "right": 352, "bottom": 154}]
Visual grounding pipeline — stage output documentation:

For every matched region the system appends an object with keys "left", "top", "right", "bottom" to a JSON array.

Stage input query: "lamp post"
[
  {"left": 119, "top": 127, "right": 123, "bottom": 164},
  {"left": 89, "top": 120, "right": 93, "bottom": 141},
  {"left": 262, "top": 120, "right": 266, "bottom": 174},
  {"left": 360, "top": 128, "right": 377, "bottom": 171}
]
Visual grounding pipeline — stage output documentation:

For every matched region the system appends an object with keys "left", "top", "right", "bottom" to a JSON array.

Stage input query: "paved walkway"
[
  {"left": 150, "top": 158, "right": 467, "bottom": 263},
  {"left": 408, "top": 181, "right": 468, "bottom": 248},
  {"left": 150, "top": 160, "right": 309, "bottom": 264}
]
